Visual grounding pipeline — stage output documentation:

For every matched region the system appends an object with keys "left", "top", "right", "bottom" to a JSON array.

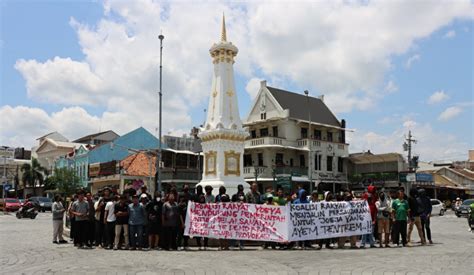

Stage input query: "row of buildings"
[{"left": 2, "top": 82, "right": 473, "bottom": 199}]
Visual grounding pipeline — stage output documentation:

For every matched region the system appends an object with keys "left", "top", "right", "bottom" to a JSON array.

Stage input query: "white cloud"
[
  {"left": 4, "top": 0, "right": 474, "bottom": 156},
  {"left": 348, "top": 120, "right": 470, "bottom": 161},
  {"left": 405, "top": 54, "right": 420, "bottom": 69},
  {"left": 428, "top": 90, "right": 450, "bottom": 104},
  {"left": 438, "top": 106, "right": 463, "bottom": 121},
  {"left": 444, "top": 29, "right": 456, "bottom": 38},
  {"left": 245, "top": 78, "right": 262, "bottom": 100},
  {"left": 384, "top": 80, "right": 398, "bottom": 94}
]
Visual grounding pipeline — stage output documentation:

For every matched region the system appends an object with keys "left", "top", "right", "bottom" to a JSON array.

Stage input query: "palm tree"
[{"left": 21, "top": 158, "right": 48, "bottom": 196}]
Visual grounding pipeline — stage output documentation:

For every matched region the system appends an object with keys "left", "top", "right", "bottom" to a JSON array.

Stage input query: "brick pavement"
[{"left": 0, "top": 211, "right": 473, "bottom": 275}]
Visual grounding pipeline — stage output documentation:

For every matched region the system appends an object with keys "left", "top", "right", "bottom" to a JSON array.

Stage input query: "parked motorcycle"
[{"left": 16, "top": 206, "right": 38, "bottom": 219}]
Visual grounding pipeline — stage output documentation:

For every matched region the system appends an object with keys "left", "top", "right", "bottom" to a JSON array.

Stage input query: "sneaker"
[
  {"left": 429, "top": 240, "right": 433, "bottom": 245},
  {"left": 239, "top": 246, "right": 244, "bottom": 250},
  {"left": 184, "top": 246, "right": 190, "bottom": 251},
  {"left": 370, "top": 245, "right": 376, "bottom": 248},
  {"left": 113, "top": 246, "right": 118, "bottom": 250},
  {"left": 59, "top": 240, "right": 68, "bottom": 244},
  {"left": 199, "top": 246, "right": 203, "bottom": 251},
  {"left": 130, "top": 247, "right": 136, "bottom": 250},
  {"left": 53, "top": 241, "right": 58, "bottom": 244}
]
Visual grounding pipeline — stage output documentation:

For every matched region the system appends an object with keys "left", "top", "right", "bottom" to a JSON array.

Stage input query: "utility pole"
[
  {"left": 304, "top": 90, "right": 313, "bottom": 194},
  {"left": 403, "top": 130, "right": 417, "bottom": 172},
  {"left": 157, "top": 32, "right": 164, "bottom": 193}
]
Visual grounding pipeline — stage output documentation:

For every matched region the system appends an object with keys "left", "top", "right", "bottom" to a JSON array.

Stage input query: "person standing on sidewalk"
[
  {"left": 391, "top": 189, "right": 410, "bottom": 247},
  {"left": 114, "top": 195, "right": 129, "bottom": 250},
  {"left": 85, "top": 192, "right": 95, "bottom": 247},
  {"left": 407, "top": 188, "right": 426, "bottom": 245},
  {"left": 104, "top": 195, "right": 117, "bottom": 249},
  {"left": 418, "top": 189, "right": 433, "bottom": 244},
  {"left": 128, "top": 194, "right": 146, "bottom": 250},
  {"left": 375, "top": 192, "right": 391, "bottom": 248},
  {"left": 70, "top": 190, "right": 90, "bottom": 249},
  {"left": 161, "top": 193, "right": 181, "bottom": 251},
  {"left": 52, "top": 195, "right": 67, "bottom": 244}
]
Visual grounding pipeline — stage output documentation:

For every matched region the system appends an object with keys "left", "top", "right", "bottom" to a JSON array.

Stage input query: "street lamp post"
[
  {"left": 157, "top": 33, "right": 164, "bottom": 193},
  {"left": 304, "top": 90, "right": 313, "bottom": 194}
]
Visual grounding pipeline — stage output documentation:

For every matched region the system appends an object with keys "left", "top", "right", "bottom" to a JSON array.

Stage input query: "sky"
[{"left": 0, "top": 0, "right": 473, "bottom": 162}]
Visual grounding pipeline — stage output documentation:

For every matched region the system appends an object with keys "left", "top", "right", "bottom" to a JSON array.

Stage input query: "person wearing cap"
[
  {"left": 139, "top": 194, "right": 150, "bottom": 249},
  {"left": 128, "top": 194, "right": 147, "bottom": 250},
  {"left": 140, "top": 186, "right": 152, "bottom": 201}
]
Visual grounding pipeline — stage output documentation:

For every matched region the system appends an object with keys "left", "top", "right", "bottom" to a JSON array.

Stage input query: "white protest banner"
[
  {"left": 184, "top": 202, "right": 288, "bottom": 242},
  {"left": 289, "top": 201, "right": 372, "bottom": 241}
]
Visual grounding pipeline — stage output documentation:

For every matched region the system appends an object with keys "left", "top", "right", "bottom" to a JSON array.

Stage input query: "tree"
[
  {"left": 48, "top": 167, "right": 81, "bottom": 196},
  {"left": 21, "top": 158, "right": 48, "bottom": 196}
]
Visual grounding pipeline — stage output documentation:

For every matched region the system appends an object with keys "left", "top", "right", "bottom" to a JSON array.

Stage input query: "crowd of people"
[{"left": 51, "top": 182, "right": 437, "bottom": 251}]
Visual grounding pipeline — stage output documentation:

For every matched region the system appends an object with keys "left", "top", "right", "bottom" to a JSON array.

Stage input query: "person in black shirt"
[
  {"left": 231, "top": 184, "right": 246, "bottom": 203},
  {"left": 177, "top": 196, "right": 189, "bottom": 250},
  {"left": 113, "top": 195, "right": 129, "bottom": 250},
  {"left": 195, "top": 185, "right": 204, "bottom": 202},
  {"left": 146, "top": 191, "right": 163, "bottom": 250}
]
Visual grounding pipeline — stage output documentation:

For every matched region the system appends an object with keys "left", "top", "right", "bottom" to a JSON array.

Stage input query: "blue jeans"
[
  {"left": 129, "top": 224, "right": 143, "bottom": 248},
  {"left": 361, "top": 233, "right": 375, "bottom": 247}
]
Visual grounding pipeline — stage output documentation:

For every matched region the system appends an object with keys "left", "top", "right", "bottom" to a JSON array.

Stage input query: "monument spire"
[
  {"left": 221, "top": 13, "right": 227, "bottom": 42},
  {"left": 197, "top": 17, "right": 248, "bottom": 195}
]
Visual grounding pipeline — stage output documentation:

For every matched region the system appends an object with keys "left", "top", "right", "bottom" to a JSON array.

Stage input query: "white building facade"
[{"left": 243, "top": 81, "right": 349, "bottom": 193}]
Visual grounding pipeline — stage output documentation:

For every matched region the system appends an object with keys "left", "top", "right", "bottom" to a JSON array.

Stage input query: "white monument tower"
[{"left": 197, "top": 15, "right": 249, "bottom": 195}]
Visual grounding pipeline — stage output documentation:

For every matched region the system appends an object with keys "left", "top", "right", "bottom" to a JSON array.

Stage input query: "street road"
[{"left": 0, "top": 211, "right": 473, "bottom": 275}]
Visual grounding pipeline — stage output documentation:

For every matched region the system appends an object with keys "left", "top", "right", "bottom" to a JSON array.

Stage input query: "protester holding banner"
[
  {"left": 337, "top": 191, "right": 359, "bottom": 249},
  {"left": 204, "top": 185, "right": 215, "bottom": 203},
  {"left": 317, "top": 191, "right": 335, "bottom": 250},
  {"left": 360, "top": 194, "right": 376, "bottom": 248},
  {"left": 263, "top": 195, "right": 278, "bottom": 249},
  {"left": 274, "top": 188, "right": 287, "bottom": 206},
  {"left": 177, "top": 195, "right": 190, "bottom": 250},
  {"left": 146, "top": 191, "right": 163, "bottom": 250},
  {"left": 246, "top": 182, "right": 262, "bottom": 204},
  {"left": 194, "top": 194, "right": 209, "bottom": 250},
  {"left": 230, "top": 184, "right": 246, "bottom": 250}
]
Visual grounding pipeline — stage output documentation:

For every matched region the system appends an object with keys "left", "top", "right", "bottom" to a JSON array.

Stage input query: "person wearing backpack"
[{"left": 407, "top": 188, "right": 426, "bottom": 245}]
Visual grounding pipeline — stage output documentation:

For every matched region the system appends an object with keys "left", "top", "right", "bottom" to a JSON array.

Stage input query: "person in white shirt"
[
  {"left": 103, "top": 195, "right": 118, "bottom": 249},
  {"left": 375, "top": 192, "right": 392, "bottom": 248}
]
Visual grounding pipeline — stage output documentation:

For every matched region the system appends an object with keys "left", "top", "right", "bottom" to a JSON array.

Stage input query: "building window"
[
  {"left": 314, "top": 154, "right": 321, "bottom": 171},
  {"left": 272, "top": 126, "right": 278, "bottom": 137},
  {"left": 314, "top": 130, "right": 322, "bottom": 140},
  {"left": 275, "top": 153, "right": 284, "bottom": 166},
  {"left": 260, "top": 128, "right": 269, "bottom": 137},
  {"left": 338, "top": 157, "right": 343, "bottom": 173},
  {"left": 327, "top": 132, "right": 333, "bottom": 142},
  {"left": 290, "top": 158, "right": 294, "bottom": 167},
  {"left": 244, "top": 154, "right": 252, "bottom": 167},
  {"left": 339, "top": 130, "right": 344, "bottom": 143},
  {"left": 258, "top": 153, "right": 264, "bottom": 166},
  {"left": 189, "top": 155, "right": 198, "bottom": 168},
  {"left": 299, "top": 155, "right": 305, "bottom": 167},
  {"left": 260, "top": 113, "right": 266, "bottom": 120},
  {"left": 176, "top": 154, "right": 188, "bottom": 168},
  {"left": 251, "top": 130, "right": 257, "bottom": 139},
  {"left": 327, "top": 156, "right": 333, "bottom": 171},
  {"left": 162, "top": 151, "right": 173, "bottom": 168},
  {"left": 301, "top": 128, "right": 308, "bottom": 139}
]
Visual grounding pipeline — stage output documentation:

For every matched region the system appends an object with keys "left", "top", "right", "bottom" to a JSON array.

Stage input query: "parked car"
[
  {"left": 0, "top": 198, "right": 22, "bottom": 212},
  {"left": 430, "top": 199, "right": 446, "bottom": 216},
  {"left": 29, "top": 196, "right": 53, "bottom": 212},
  {"left": 455, "top": 199, "right": 474, "bottom": 217}
]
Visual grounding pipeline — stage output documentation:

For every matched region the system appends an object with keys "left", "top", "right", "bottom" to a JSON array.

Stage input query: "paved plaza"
[{"left": 0, "top": 211, "right": 473, "bottom": 275}]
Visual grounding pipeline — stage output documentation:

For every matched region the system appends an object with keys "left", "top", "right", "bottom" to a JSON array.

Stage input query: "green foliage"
[
  {"left": 48, "top": 167, "right": 81, "bottom": 196},
  {"left": 21, "top": 158, "right": 49, "bottom": 195}
]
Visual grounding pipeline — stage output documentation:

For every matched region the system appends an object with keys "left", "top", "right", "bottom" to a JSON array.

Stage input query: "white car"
[{"left": 430, "top": 199, "right": 446, "bottom": 216}]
